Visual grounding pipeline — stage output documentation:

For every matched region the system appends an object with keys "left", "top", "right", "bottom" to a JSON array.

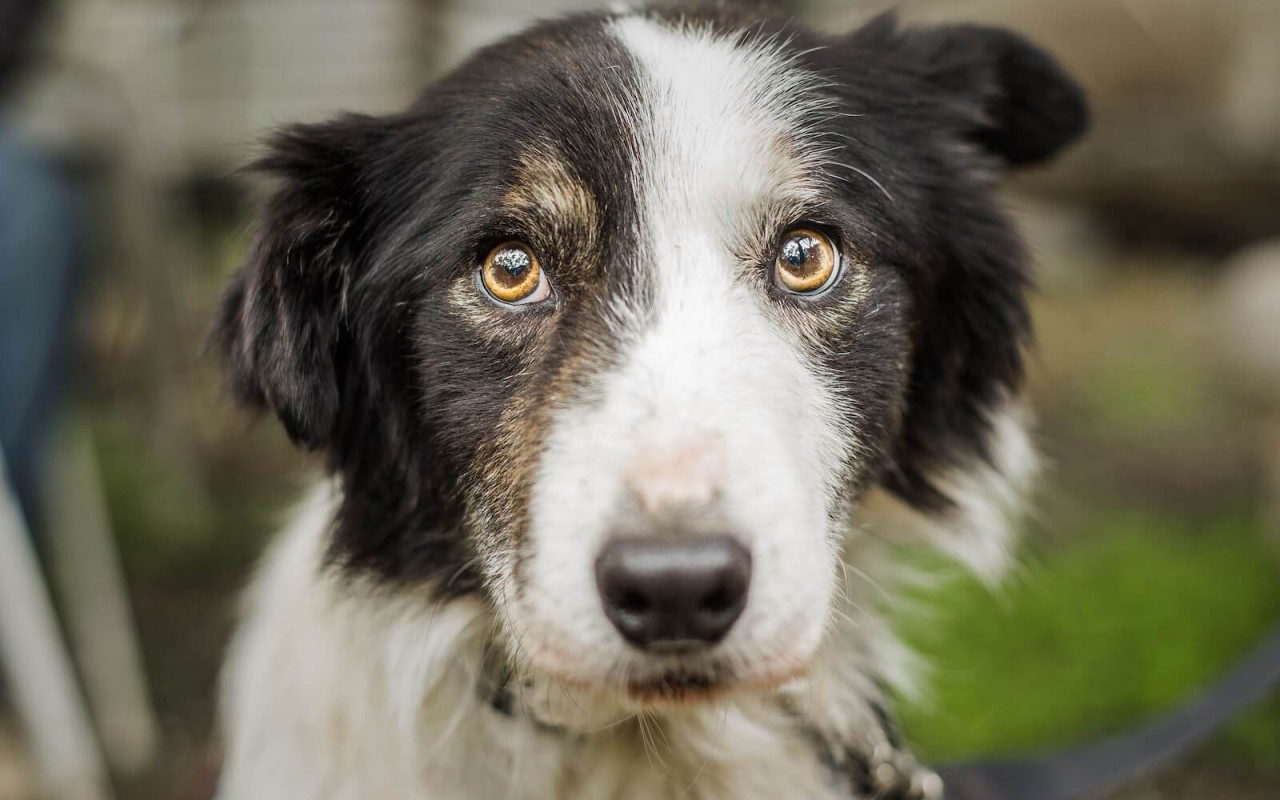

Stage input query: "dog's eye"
[
  {"left": 774, "top": 228, "right": 839, "bottom": 295},
  {"left": 480, "top": 242, "right": 550, "bottom": 305}
]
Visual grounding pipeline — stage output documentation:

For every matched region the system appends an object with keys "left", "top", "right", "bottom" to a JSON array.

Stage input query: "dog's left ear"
[{"left": 848, "top": 13, "right": 1089, "bottom": 167}]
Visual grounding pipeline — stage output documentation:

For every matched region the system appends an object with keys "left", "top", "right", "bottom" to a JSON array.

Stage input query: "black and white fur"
[{"left": 213, "top": 4, "right": 1087, "bottom": 798}]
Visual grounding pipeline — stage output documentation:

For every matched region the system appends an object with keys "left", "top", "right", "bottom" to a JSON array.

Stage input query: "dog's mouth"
[
  {"left": 525, "top": 654, "right": 749, "bottom": 708},
  {"left": 624, "top": 668, "right": 723, "bottom": 705},
  {"left": 619, "top": 656, "right": 811, "bottom": 707},
  {"left": 514, "top": 613, "right": 824, "bottom": 709}
]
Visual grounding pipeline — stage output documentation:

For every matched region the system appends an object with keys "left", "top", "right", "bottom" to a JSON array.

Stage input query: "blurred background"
[{"left": 0, "top": 0, "right": 1277, "bottom": 798}]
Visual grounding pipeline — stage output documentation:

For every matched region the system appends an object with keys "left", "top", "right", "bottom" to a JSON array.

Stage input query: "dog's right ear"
[{"left": 213, "top": 115, "right": 389, "bottom": 450}]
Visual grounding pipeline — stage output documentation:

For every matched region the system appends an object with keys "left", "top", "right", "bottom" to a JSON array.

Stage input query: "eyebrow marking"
[{"left": 503, "top": 145, "right": 601, "bottom": 245}]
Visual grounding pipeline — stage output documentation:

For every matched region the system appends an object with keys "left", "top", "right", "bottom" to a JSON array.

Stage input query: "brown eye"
[
  {"left": 774, "top": 228, "right": 839, "bottom": 294},
  {"left": 480, "top": 242, "right": 549, "bottom": 305}
]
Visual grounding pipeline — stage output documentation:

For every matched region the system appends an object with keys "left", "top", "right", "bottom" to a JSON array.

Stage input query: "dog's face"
[{"left": 217, "top": 7, "right": 1085, "bottom": 705}]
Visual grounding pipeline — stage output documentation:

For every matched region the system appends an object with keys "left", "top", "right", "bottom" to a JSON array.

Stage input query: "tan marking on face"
[
  {"left": 468, "top": 387, "right": 551, "bottom": 560},
  {"left": 504, "top": 146, "right": 601, "bottom": 255},
  {"left": 450, "top": 151, "right": 611, "bottom": 555},
  {"left": 772, "top": 255, "right": 873, "bottom": 347},
  {"left": 465, "top": 303, "right": 619, "bottom": 575}
]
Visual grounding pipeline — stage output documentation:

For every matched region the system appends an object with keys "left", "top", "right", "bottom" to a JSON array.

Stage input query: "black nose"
[{"left": 595, "top": 536, "right": 751, "bottom": 652}]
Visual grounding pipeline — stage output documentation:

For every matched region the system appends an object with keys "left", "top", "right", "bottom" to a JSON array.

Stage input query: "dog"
[{"left": 211, "top": 3, "right": 1087, "bottom": 798}]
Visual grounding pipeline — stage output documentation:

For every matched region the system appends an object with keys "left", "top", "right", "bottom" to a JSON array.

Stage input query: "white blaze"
[{"left": 514, "top": 17, "right": 850, "bottom": 683}]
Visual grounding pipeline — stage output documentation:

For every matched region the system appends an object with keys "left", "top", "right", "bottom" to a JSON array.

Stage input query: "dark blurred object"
[
  {"left": 0, "top": 0, "right": 80, "bottom": 535},
  {"left": 0, "top": 125, "right": 84, "bottom": 533},
  {"left": 0, "top": 0, "right": 48, "bottom": 94}
]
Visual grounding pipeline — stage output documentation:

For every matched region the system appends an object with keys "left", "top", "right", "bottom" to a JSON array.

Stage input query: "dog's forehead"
[
  {"left": 474, "top": 13, "right": 833, "bottom": 240},
  {"left": 610, "top": 15, "right": 833, "bottom": 209}
]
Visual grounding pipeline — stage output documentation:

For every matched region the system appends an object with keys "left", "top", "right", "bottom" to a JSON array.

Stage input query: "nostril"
[
  {"left": 700, "top": 584, "right": 736, "bottom": 615},
  {"left": 617, "top": 590, "right": 651, "bottom": 616}
]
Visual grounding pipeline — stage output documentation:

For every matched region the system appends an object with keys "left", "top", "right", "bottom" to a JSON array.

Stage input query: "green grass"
[{"left": 894, "top": 509, "right": 1280, "bottom": 775}]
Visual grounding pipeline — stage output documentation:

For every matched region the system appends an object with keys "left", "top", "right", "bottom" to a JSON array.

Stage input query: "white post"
[
  {"left": 47, "top": 420, "right": 159, "bottom": 774},
  {"left": 0, "top": 454, "right": 112, "bottom": 800}
]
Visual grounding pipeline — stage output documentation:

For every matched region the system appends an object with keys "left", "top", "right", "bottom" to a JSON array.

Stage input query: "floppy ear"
[
  {"left": 851, "top": 13, "right": 1089, "bottom": 167},
  {"left": 213, "top": 115, "right": 387, "bottom": 449},
  {"left": 214, "top": 113, "right": 473, "bottom": 581},
  {"left": 832, "top": 17, "right": 1087, "bottom": 548}
]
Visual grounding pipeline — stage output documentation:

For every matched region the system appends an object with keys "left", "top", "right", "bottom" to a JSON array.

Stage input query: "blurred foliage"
[{"left": 895, "top": 508, "right": 1280, "bottom": 774}]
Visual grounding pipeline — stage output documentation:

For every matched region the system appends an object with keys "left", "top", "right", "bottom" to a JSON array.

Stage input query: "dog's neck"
[{"left": 477, "top": 645, "right": 939, "bottom": 799}]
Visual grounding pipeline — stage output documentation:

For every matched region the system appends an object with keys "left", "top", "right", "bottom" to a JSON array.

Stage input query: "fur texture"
[{"left": 213, "top": 4, "right": 1086, "bottom": 798}]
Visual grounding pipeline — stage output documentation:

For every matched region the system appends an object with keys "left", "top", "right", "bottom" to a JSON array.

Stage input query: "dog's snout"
[{"left": 595, "top": 536, "right": 751, "bottom": 652}]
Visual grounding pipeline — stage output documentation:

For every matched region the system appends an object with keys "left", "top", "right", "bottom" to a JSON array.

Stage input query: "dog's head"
[{"left": 215, "top": 7, "right": 1085, "bottom": 706}]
